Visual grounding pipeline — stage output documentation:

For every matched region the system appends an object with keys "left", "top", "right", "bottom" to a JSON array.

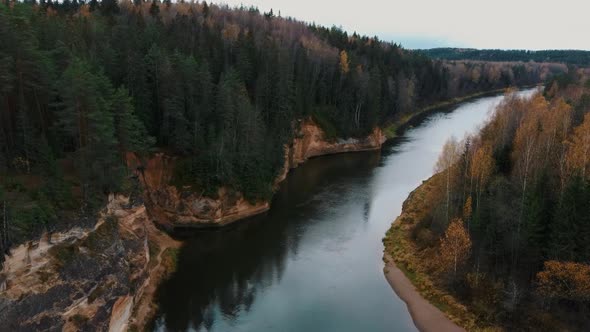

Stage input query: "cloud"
[{"left": 214, "top": 0, "right": 590, "bottom": 50}]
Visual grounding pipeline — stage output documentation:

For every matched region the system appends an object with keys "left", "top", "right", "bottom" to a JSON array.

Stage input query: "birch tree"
[
  {"left": 469, "top": 143, "right": 494, "bottom": 222},
  {"left": 566, "top": 113, "right": 590, "bottom": 181},
  {"left": 436, "top": 137, "right": 461, "bottom": 224},
  {"left": 440, "top": 218, "right": 472, "bottom": 279}
]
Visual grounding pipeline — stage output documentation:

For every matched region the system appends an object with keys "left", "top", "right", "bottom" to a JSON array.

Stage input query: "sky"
[{"left": 214, "top": 0, "right": 590, "bottom": 50}]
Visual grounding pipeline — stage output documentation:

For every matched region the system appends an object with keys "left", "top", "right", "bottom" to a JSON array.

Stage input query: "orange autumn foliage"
[
  {"left": 470, "top": 143, "right": 494, "bottom": 201},
  {"left": 339, "top": 50, "right": 350, "bottom": 74},
  {"left": 440, "top": 218, "right": 472, "bottom": 277},
  {"left": 222, "top": 23, "right": 241, "bottom": 43},
  {"left": 463, "top": 196, "right": 472, "bottom": 221},
  {"left": 566, "top": 113, "right": 590, "bottom": 180},
  {"left": 536, "top": 261, "right": 590, "bottom": 302},
  {"left": 470, "top": 144, "right": 494, "bottom": 184}
]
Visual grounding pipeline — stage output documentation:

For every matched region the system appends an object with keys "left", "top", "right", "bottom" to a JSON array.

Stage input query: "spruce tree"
[
  {"left": 550, "top": 175, "right": 585, "bottom": 261},
  {"left": 100, "top": 0, "right": 120, "bottom": 16},
  {"left": 523, "top": 172, "right": 554, "bottom": 263},
  {"left": 111, "top": 86, "right": 154, "bottom": 156},
  {"left": 149, "top": 0, "right": 159, "bottom": 17},
  {"left": 56, "top": 59, "right": 120, "bottom": 204}
]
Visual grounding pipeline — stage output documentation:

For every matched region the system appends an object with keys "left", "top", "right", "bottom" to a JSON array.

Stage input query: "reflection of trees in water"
[
  {"left": 154, "top": 151, "right": 380, "bottom": 331},
  {"left": 155, "top": 217, "right": 289, "bottom": 332},
  {"left": 363, "top": 201, "right": 371, "bottom": 223}
]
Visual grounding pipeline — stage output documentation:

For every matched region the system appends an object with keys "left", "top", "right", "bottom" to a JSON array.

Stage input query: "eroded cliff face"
[
  {"left": 127, "top": 153, "right": 270, "bottom": 231},
  {"left": 0, "top": 120, "right": 386, "bottom": 331},
  {"left": 0, "top": 195, "right": 180, "bottom": 332},
  {"left": 130, "top": 120, "right": 385, "bottom": 230},
  {"left": 276, "top": 119, "right": 386, "bottom": 184},
  {"left": 293, "top": 119, "right": 386, "bottom": 162}
]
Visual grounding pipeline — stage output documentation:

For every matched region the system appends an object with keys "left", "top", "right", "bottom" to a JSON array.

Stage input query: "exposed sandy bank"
[{"left": 384, "top": 253, "right": 465, "bottom": 332}]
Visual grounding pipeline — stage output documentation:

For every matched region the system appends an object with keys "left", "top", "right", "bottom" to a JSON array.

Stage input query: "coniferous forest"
[
  {"left": 422, "top": 48, "right": 590, "bottom": 66},
  {"left": 0, "top": 1, "right": 566, "bottom": 260}
]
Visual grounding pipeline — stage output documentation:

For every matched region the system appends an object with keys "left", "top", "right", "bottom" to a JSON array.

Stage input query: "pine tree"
[
  {"left": 275, "top": 51, "right": 295, "bottom": 138},
  {"left": 523, "top": 172, "right": 554, "bottom": 263},
  {"left": 111, "top": 86, "right": 154, "bottom": 155},
  {"left": 100, "top": 0, "right": 120, "bottom": 16},
  {"left": 56, "top": 59, "right": 121, "bottom": 204},
  {"left": 14, "top": 104, "right": 35, "bottom": 173},
  {"left": 367, "top": 66, "right": 382, "bottom": 130},
  {"left": 550, "top": 175, "right": 585, "bottom": 261},
  {"left": 89, "top": 0, "right": 98, "bottom": 12},
  {"left": 149, "top": 0, "right": 159, "bottom": 17},
  {"left": 144, "top": 44, "right": 165, "bottom": 141},
  {"left": 202, "top": 1, "right": 209, "bottom": 17},
  {"left": 162, "top": 94, "right": 191, "bottom": 153}
]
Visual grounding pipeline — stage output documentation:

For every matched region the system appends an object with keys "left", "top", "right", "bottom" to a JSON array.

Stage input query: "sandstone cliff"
[
  {"left": 276, "top": 119, "right": 386, "bottom": 184},
  {"left": 0, "top": 120, "right": 386, "bottom": 331},
  {"left": 0, "top": 195, "right": 180, "bottom": 332},
  {"left": 126, "top": 153, "right": 270, "bottom": 231},
  {"left": 132, "top": 119, "right": 386, "bottom": 230}
]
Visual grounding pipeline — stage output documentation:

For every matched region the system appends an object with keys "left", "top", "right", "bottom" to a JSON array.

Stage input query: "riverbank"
[
  {"left": 132, "top": 88, "right": 526, "bottom": 328},
  {"left": 384, "top": 253, "right": 465, "bottom": 332},
  {"left": 382, "top": 174, "right": 479, "bottom": 331},
  {"left": 141, "top": 87, "right": 526, "bottom": 232},
  {"left": 0, "top": 87, "right": 531, "bottom": 331},
  {"left": 382, "top": 86, "right": 537, "bottom": 140},
  {"left": 132, "top": 120, "right": 386, "bottom": 231},
  {"left": 383, "top": 85, "right": 590, "bottom": 332},
  {"left": 152, "top": 90, "right": 522, "bottom": 331}
]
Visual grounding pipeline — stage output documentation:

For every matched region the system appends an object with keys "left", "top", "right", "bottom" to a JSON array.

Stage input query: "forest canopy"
[
  {"left": 401, "top": 68, "right": 590, "bottom": 330},
  {"left": 0, "top": 0, "right": 567, "bottom": 257}
]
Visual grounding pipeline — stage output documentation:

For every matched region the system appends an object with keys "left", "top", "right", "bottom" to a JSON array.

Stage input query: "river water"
[{"left": 153, "top": 89, "right": 537, "bottom": 332}]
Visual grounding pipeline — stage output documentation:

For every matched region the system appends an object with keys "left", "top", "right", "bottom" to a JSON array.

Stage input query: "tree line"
[
  {"left": 0, "top": 1, "right": 563, "bottom": 261},
  {"left": 422, "top": 48, "right": 590, "bottom": 66},
  {"left": 419, "top": 69, "right": 590, "bottom": 330}
]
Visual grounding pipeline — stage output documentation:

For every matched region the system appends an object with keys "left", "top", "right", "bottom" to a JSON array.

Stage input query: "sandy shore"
[{"left": 383, "top": 253, "right": 465, "bottom": 332}]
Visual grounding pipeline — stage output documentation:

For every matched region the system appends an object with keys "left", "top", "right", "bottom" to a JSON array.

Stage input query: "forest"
[
  {"left": 422, "top": 48, "right": 590, "bottom": 66},
  {"left": 0, "top": 1, "right": 566, "bottom": 261},
  {"left": 393, "top": 69, "right": 590, "bottom": 330}
]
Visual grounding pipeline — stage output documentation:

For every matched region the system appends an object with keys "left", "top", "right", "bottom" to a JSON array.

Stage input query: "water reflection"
[
  {"left": 155, "top": 151, "right": 380, "bottom": 332},
  {"left": 154, "top": 89, "right": 538, "bottom": 332}
]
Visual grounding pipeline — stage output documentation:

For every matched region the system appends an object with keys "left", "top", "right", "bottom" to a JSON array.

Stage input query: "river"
[{"left": 153, "top": 89, "right": 538, "bottom": 332}]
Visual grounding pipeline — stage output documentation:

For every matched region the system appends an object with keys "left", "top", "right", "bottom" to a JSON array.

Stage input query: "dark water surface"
[{"left": 154, "top": 89, "right": 537, "bottom": 332}]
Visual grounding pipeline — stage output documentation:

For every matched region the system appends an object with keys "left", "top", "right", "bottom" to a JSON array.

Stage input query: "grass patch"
[{"left": 161, "top": 247, "right": 179, "bottom": 272}]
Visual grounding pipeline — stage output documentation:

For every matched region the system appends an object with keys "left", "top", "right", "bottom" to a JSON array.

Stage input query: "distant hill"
[{"left": 420, "top": 48, "right": 590, "bottom": 66}]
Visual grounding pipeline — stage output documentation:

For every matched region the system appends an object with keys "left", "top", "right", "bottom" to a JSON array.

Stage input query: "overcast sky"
[{"left": 214, "top": 0, "right": 590, "bottom": 50}]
